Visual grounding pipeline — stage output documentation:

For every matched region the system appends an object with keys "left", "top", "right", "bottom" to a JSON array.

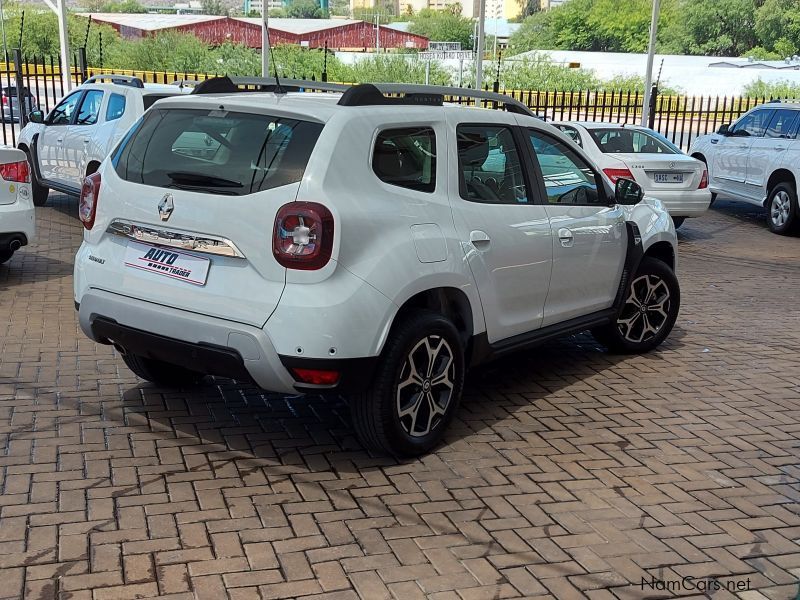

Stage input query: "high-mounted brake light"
[
  {"left": 0, "top": 160, "right": 30, "bottom": 183},
  {"left": 79, "top": 172, "right": 101, "bottom": 230},
  {"left": 698, "top": 169, "right": 708, "bottom": 189},
  {"left": 603, "top": 168, "right": 636, "bottom": 184},
  {"left": 291, "top": 368, "right": 340, "bottom": 386},
  {"left": 273, "top": 202, "right": 334, "bottom": 270}
]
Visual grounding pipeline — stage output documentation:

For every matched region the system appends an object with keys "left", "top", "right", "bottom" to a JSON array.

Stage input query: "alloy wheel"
[
  {"left": 771, "top": 190, "right": 791, "bottom": 228},
  {"left": 616, "top": 274, "right": 672, "bottom": 344},
  {"left": 395, "top": 335, "right": 455, "bottom": 438}
]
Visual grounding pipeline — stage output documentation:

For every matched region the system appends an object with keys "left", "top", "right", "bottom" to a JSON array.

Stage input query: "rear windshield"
[
  {"left": 588, "top": 128, "right": 679, "bottom": 154},
  {"left": 113, "top": 108, "right": 324, "bottom": 196}
]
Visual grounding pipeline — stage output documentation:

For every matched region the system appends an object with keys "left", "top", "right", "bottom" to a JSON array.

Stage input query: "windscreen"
[
  {"left": 588, "top": 128, "right": 679, "bottom": 154},
  {"left": 113, "top": 107, "right": 324, "bottom": 196}
]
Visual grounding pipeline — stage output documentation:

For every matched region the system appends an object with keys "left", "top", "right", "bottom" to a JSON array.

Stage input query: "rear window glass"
[
  {"left": 588, "top": 128, "right": 678, "bottom": 154},
  {"left": 113, "top": 108, "right": 324, "bottom": 196},
  {"left": 372, "top": 127, "right": 436, "bottom": 193}
]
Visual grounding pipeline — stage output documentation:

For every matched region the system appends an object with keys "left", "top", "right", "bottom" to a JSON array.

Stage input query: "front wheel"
[
  {"left": 350, "top": 311, "right": 465, "bottom": 457},
  {"left": 592, "top": 257, "right": 680, "bottom": 354},
  {"left": 672, "top": 216, "right": 685, "bottom": 229},
  {"left": 122, "top": 353, "right": 206, "bottom": 386},
  {"left": 766, "top": 182, "right": 797, "bottom": 235}
]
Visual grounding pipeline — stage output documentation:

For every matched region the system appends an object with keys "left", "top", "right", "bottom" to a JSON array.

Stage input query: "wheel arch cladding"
[
  {"left": 394, "top": 287, "right": 474, "bottom": 348},
  {"left": 643, "top": 241, "right": 675, "bottom": 271},
  {"left": 766, "top": 169, "right": 796, "bottom": 204}
]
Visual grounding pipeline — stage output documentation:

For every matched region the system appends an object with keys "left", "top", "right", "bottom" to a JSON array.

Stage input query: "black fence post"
[
  {"left": 77, "top": 47, "right": 89, "bottom": 83},
  {"left": 647, "top": 84, "right": 658, "bottom": 129},
  {"left": 322, "top": 40, "right": 328, "bottom": 82},
  {"left": 12, "top": 48, "right": 27, "bottom": 128}
]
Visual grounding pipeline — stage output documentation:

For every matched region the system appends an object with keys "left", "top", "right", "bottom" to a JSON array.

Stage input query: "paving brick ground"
[{"left": 1, "top": 195, "right": 799, "bottom": 600}]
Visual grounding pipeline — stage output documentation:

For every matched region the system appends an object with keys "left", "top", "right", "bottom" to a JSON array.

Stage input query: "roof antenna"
[{"left": 269, "top": 45, "right": 286, "bottom": 95}]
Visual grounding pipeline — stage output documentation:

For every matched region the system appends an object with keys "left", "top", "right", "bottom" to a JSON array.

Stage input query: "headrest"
[
  {"left": 374, "top": 144, "right": 415, "bottom": 180},
  {"left": 458, "top": 132, "right": 489, "bottom": 167}
]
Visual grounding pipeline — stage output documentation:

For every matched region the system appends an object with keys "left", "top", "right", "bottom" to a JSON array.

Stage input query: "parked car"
[
  {"left": 690, "top": 101, "right": 800, "bottom": 234},
  {"left": 0, "top": 146, "right": 35, "bottom": 264},
  {"left": 1, "top": 86, "right": 38, "bottom": 123},
  {"left": 17, "top": 74, "right": 189, "bottom": 207},
  {"left": 552, "top": 122, "right": 711, "bottom": 228},
  {"left": 73, "top": 78, "right": 680, "bottom": 456}
]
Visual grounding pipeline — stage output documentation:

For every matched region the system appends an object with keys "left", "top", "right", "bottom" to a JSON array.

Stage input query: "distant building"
[
  {"left": 243, "top": 0, "right": 286, "bottom": 14},
  {"left": 81, "top": 13, "right": 429, "bottom": 49}
]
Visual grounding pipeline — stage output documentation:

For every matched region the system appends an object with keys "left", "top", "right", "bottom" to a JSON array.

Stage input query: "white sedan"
[
  {"left": 552, "top": 122, "right": 712, "bottom": 227},
  {"left": 0, "top": 146, "right": 35, "bottom": 264}
]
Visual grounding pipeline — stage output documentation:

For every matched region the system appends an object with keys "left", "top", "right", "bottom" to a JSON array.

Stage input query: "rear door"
[
  {"left": 746, "top": 109, "right": 799, "bottom": 196},
  {"left": 525, "top": 127, "right": 626, "bottom": 326},
  {"left": 95, "top": 105, "right": 324, "bottom": 327},
  {"left": 713, "top": 108, "right": 774, "bottom": 197}
]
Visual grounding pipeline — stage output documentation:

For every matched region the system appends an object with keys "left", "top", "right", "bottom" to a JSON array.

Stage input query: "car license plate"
[
  {"left": 654, "top": 172, "right": 683, "bottom": 183},
  {"left": 124, "top": 241, "right": 210, "bottom": 286}
]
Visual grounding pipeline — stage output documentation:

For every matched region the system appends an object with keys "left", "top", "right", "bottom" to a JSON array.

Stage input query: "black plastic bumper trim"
[{"left": 279, "top": 355, "right": 379, "bottom": 393}]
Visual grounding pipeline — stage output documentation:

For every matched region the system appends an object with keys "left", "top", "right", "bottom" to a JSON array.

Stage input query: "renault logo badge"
[
  {"left": 158, "top": 194, "right": 174, "bottom": 221},
  {"left": 668, "top": 161, "right": 676, "bottom": 169}
]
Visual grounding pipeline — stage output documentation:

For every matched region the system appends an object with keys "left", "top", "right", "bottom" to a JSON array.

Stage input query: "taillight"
[
  {"left": 273, "top": 202, "right": 334, "bottom": 270},
  {"left": 291, "top": 368, "right": 340, "bottom": 385},
  {"left": 698, "top": 169, "right": 708, "bottom": 189},
  {"left": 0, "top": 160, "right": 30, "bottom": 183},
  {"left": 1, "top": 95, "right": 7, "bottom": 105},
  {"left": 603, "top": 168, "right": 636, "bottom": 183},
  {"left": 79, "top": 172, "right": 101, "bottom": 230}
]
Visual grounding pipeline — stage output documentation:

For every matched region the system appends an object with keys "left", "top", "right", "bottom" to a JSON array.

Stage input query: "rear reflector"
[
  {"left": 602, "top": 168, "right": 635, "bottom": 184},
  {"left": 0, "top": 160, "right": 30, "bottom": 183},
  {"left": 698, "top": 169, "right": 708, "bottom": 189},
  {"left": 291, "top": 368, "right": 340, "bottom": 386}
]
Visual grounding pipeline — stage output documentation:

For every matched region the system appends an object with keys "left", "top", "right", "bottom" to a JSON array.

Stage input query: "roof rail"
[
  {"left": 84, "top": 74, "right": 145, "bottom": 88},
  {"left": 339, "top": 83, "right": 537, "bottom": 117},
  {"left": 191, "top": 76, "right": 349, "bottom": 95}
]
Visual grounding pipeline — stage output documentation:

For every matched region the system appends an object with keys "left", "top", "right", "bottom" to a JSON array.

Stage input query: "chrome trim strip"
[{"left": 106, "top": 219, "right": 246, "bottom": 258}]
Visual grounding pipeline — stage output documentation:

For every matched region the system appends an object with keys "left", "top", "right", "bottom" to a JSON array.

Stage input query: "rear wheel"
[
  {"left": 0, "top": 249, "right": 14, "bottom": 264},
  {"left": 351, "top": 311, "right": 464, "bottom": 457},
  {"left": 122, "top": 353, "right": 206, "bottom": 386},
  {"left": 766, "top": 182, "right": 797, "bottom": 235},
  {"left": 672, "top": 216, "right": 685, "bottom": 229},
  {"left": 24, "top": 150, "right": 49, "bottom": 207},
  {"left": 592, "top": 257, "right": 680, "bottom": 354}
]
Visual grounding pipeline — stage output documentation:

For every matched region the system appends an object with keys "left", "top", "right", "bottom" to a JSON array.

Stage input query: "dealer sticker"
[{"left": 124, "top": 241, "right": 210, "bottom": 286}]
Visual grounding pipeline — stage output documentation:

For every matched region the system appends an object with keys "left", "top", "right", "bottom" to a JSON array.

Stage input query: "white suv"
[
  {"left": 17, "top": 75, "right": 187, "bottom": 206},
  {"left": 689, "top": 101, "right": 800, "bottom": 234},
  {"left": 74, "top": 77, "right": 680, "bottom": 456}
]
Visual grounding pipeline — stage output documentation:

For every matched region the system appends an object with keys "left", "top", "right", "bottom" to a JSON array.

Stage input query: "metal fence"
[{"left": 1, "top": 48, "right": 772, "bottom": 151}]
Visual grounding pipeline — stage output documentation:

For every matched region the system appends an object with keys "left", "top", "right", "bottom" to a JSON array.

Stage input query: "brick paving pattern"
[{"left": 1, "top": 195, "right": 799, "bottom": 600}]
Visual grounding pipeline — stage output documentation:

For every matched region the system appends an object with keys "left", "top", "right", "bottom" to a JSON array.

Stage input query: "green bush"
[{"left": 742, "top": 78, "right": 800, "bottom": 99}]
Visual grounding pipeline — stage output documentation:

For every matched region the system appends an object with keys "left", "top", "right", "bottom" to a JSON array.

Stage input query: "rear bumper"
[
  {"left": 647, "top": 189, "right": 712, "bottom": 217},
  {"left": 0, "top": 194, "right": 35, "bottom": 248},
  {"left": 78, "top": 289, "right": 377, "bottom": 394}
]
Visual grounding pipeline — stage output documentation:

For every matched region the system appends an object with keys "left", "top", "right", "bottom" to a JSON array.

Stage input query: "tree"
[
  {"left": 285, "top": 0, "right": 325, "bottom": 18},
  {"left": 754, "top": 0, "right": 800, "bottom": 57},
  {"left": 200, "top": 0, "right": 229, "bottom": 15},
  {"left": 408, "top": 7, "right": 474, "bottom": 49},
  {"left": 661, "top": 0, "right": 758, "bottom": 56}
]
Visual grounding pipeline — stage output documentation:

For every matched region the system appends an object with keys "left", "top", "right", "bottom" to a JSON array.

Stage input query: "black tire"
[
  {"left": 350, "top": 311, "right": 465, "bottom": 457},
  {"left": 672, "top": 216, "right": 685, "bottom": 229},
  {"left": 0, "top": 249, "right": 14, "bottom": 264},
  {"left": 766, "top": 182, "right": 797, "bottom": 235},
  {"left": 122, "top": 353, "right": 205, "bottom": 386},
  {"left": 592, "top": 257, "right": 680, "bottom": 354},
  {"left": 24, "top": 150, "right": 49, "bottom": 207},
  {"left": 709, "top": 192, "right": 717, "bottom": 207}
]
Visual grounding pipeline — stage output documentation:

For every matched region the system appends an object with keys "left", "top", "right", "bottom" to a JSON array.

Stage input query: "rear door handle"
[
  {"left": 469, "top": 230, "right": 491, "bottom": 250},
  {"left": 775, "top": 146, "right": 786, "bottom": 151},
  {"left": 56, "top": 138, "right": 63, "bottom": 143},
  {"left": 558, "top": 227, "right": 574, "bottom": 248},
  {"left": 83, "top": 139, "right": 90, "bottom": 144}
]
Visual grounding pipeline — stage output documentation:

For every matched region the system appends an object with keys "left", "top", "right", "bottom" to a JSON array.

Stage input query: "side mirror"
[
  {"left": 717, "top": 123, "right": 730, "bottom": 136},
  {"left": 28, "top": 110, "right": 44, "bottom": 124},
  {"left": 615, "top": 178, "right": 643, "bottom": 206}
]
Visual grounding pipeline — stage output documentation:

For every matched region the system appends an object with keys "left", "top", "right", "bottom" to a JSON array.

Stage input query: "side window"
[
  {"left": 47, "top": 91, "right": 82, "bottom": 125},
  {"left": 457, "top": 125, "right": 528, "bottom": 204},
  {"left": 528, "top": 129, "right": 604, "bottom": 206},
  {"left": 765, "top": 109, "right": 799, "bottom": 139},
  {"left": 75, "top": 90, "right": 104, "bottom": 125},
  {"left": 372, "top": 127, "right": 436, "bottom": 193},
  {"left": 106, "top": 93, "right": 126, "bottom": 122},
  {"left": 731, "top": 109, "right": 774, "bottom": 137},
  {"left": 556, "top": 125, "right": 582, "bottom": 147}
]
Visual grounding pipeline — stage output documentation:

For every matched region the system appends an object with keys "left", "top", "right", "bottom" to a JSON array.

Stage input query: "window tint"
[
  {"left": 588, "top": 128, "right": 678, "bottom": 154},
  {"left": 765, "top": 109, "right": 799, "bottom": 139},
  {"left": 75, "top": 90, "right": 104, "bottom": 125},
  {"left": 457, "top": 125, "right": 528, "bottom": 204},
  {"left": 556, "top": 125, "right": 582, "bottom": 147},
  {"left": 47, "top": 91, "right": 82, "bottom": 125},
  {"left": 114, "top": 108, "right": 324, "bottom": 196},
  {"left": 528, "top": 129, "right": 604, "bottom": 205},
  {"left": 106, "top": 93, "right": 126, "bottom": 121},
  {"left": 731, "top": 109, "right": 774, "bottom": 137},
  {"left": 372, "top": 127, "right": 436, "bottom": 193}
]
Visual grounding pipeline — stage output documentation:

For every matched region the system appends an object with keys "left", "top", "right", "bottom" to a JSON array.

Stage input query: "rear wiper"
[{"left": 166, "top": 171, "right": 243, "bottom": 188}]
